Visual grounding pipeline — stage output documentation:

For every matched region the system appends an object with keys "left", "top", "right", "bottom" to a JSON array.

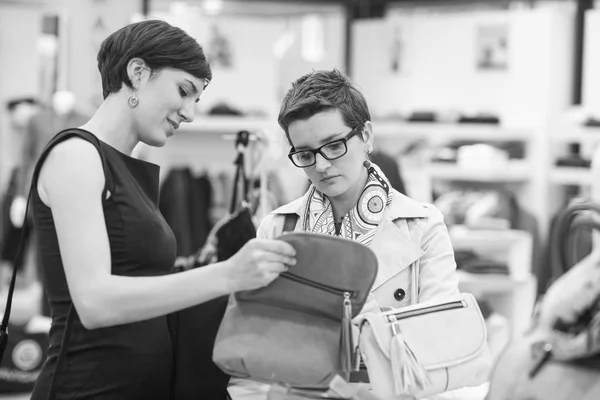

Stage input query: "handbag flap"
[
  {"left": 360, "top": 293, "right": 487, "bottom": 369},
  {"left": 237, "top": 232, "right": 378, "bottom": 320}
]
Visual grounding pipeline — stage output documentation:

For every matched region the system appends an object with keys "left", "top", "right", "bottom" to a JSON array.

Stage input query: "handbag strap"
[
  {"left": 282, "top": 214, "right": 299, "bottom": 233},
  {"left": 229, "top": 130, "right": 251, "bottom": 214},
  {"left": 0, "top": 194, "right": 31, "bottom": 357},
  {"left": 0, "top": 128, "right": 112, "bottom": 364}
]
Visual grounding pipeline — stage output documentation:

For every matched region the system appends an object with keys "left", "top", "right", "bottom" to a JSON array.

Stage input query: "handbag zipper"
[
  {"left": 280, "top": 272, "right": 355, "bottom": 297},
  {"left": 388, "top": 300, "right": 466, "bottom": 321},
  {"left": 280, "top": 272, "right": 356, "bottom": 377}
]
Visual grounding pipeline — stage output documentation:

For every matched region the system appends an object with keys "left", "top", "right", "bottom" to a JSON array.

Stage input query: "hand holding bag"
[{"left": 213, "top": 232, "right": 378, "bottom": 393}]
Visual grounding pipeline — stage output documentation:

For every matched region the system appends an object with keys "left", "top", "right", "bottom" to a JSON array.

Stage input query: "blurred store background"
[{"left": 2, "top": 0, "right": 600, "bottom": 398}]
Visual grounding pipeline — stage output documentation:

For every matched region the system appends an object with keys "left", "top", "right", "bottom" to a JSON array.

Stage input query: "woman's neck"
[
  {"left": 329, "top": 167, "right": 369, "bottom": 221},
  {"left": 79, "top": 94, "right": 138, "bottom": 156}
]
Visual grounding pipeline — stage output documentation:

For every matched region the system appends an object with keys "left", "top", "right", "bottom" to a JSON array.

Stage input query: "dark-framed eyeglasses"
[{"left": 288, "top": 126, "right": 363, "bottom": 168}]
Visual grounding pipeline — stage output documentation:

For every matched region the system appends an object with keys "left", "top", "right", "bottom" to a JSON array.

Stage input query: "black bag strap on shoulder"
[
  {"left": 0, "top": 128, "right": 111, "bottom": 364},
  {"left": 282, "top": 214, "right": 299, "bottom": 233}
]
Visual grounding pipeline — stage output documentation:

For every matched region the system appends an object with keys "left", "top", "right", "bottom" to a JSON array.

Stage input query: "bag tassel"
[
  {"left": 341, "top": 292, "right": 353, "bottom": 379},
  {"left": 389, "top": 315, "right": 430, "bottom": 396}
]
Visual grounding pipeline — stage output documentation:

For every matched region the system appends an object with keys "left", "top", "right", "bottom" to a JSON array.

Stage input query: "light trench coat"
[{"left": 228, "top": 189, "right": 461, "bottom": 400}]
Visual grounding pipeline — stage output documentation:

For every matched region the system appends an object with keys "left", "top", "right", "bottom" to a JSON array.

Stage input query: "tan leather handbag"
[{"left": 213, "top": 232, "right": 378, "bottom": 393}]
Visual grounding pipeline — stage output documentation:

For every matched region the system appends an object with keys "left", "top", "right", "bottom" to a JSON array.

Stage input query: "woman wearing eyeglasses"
[{"left": 228, "top": 69, "right": 460, "bottom": 399}]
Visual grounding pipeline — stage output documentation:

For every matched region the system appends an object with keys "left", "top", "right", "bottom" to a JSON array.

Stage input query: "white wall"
[
  {"left": 155, "top": 9, "right": 345, "bottom": 118},
  {"left": 352, "top": 3, "right": 575, "bottom": 129},
  {"left": 0, "top": 4, "right": 43, "bottom": 192},
  {"left": 583, "top": 9, "right": 600, "bottom": 113}
]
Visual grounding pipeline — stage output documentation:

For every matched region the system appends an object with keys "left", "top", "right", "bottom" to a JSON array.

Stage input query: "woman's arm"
[
  {"left": 38, "top": 139, "right": 295, "bottom": 330},
  {"left": 416, "top": 205, "right": 460, "bottom": 302}
]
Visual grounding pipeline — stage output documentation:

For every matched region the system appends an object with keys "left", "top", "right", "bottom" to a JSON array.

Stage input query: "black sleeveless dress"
[{"left": 30, "top": 129, "right": 177, "bottom": 399}]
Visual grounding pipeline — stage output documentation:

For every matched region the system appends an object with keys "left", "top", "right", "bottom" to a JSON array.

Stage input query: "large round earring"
[{"left": 128, "top": 91, "right": 139, "bottom": 108}]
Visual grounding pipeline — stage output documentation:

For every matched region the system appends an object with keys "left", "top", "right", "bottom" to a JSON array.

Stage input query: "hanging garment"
[
  {"left": 169, "top": 131, "right": 255, "bottom": 400},
  {"left": 159, "top": 168, "right": 212, "bottom": 256},
  {"left": 0, "top": 168, "right": 30, "bottom": 272}
]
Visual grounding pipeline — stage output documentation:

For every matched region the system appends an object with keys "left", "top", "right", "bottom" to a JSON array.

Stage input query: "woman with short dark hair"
[
  {"left": 229, "top": 69, "right": 461, "bottom": 399},
  {"left": 30, "top": 19, "right": 295, "bottom": 399}
]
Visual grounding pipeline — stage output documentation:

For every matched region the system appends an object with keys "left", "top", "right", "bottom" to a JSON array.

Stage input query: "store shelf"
[
  {"left": 457, "top": 271, "right": 535, "bottom": 294},
  {"left": 550, "top": 166, "right": 592, "bottom": 186},
  {"left": 449, "top": 227, "right": 532, "bottom": 282},
  {"left": 373, "top": 121, "right": 533, "bottom": 142},
  {"left": 554, "top": 125, "right": 600, "bottom": 143},
  {"left": 429, "top": 161, "right": 531, "bottom": 182},
  {"left": 177, "top": 116, "right": 277, "bottom": 134}
]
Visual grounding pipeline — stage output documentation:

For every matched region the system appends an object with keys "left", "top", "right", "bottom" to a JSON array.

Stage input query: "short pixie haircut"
[
  {"left": 97, "top": 19, "right": 212, "bottom": 99},
  {"left": 278, "top": 69, "right": 371, "bottom": 145}
]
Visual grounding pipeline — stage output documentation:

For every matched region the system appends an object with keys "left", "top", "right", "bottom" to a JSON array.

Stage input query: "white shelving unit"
[
  {"left": 428, "top": 161, "right": 531, "bottom": 183},
  {"left": 450, "top": 227, "right": 537, "bottom": 340},
  {"left": 549, "top": 166, "right": 592, "bottom": 186},
  {"left": 373, "top": 121, "right": 533, "bottom": 142},
  {"left": 176, "top": 116, "right": 277, "bottom": 135},
  {"left": 373, "top": 120, "right": 540, "bottom": 343},
  {"left": 549, "top": 124, "right": 600, "bottom": 189},
  {"left": 171, "top": 117, "right": 541, "bottom": 341}
]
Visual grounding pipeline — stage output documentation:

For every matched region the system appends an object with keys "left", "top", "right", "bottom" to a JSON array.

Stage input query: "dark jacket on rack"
[{"left": 159, "top": 168, "right": 213, "bottom": 256}]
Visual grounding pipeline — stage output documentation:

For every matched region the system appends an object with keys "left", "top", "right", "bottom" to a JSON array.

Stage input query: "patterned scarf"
[{"left": 300, "top": 162, "right": 392, "bottom": 247}]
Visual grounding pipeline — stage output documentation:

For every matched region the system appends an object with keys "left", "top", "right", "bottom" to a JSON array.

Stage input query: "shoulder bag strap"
[{"left": 0, "top": 128, "right": 111, "bottom": 365}]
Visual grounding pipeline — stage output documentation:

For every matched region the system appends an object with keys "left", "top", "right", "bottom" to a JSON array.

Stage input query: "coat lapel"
[{"left": 272, "top": 190, "right": 429, "bottom": 291}]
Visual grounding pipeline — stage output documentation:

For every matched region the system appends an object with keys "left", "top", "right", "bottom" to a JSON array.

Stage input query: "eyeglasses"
[{"left": 288, "top": 126, "right": 363, "bottom": 168}]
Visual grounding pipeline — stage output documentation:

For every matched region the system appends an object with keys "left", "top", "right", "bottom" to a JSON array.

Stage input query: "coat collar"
[{"left": 271, "top": 189, "right": 429, "bottom": 220}]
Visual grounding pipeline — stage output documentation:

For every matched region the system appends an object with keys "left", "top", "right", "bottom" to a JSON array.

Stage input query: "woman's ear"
[
  {"left": 126, "top": 58, "right": 148, "bottom": 90},
  {"left": 362, "top": 121, "right": 374, "bottom": 149}
]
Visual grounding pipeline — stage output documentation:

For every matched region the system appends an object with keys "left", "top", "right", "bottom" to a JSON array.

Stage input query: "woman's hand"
[{"left": 224, "top": 238, "right": 296, "bottom": 292}]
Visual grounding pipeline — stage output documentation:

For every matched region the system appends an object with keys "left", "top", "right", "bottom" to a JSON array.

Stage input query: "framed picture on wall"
[
  {"left": 475, "top": 24, "right": 509, "bottom": 71},
  {"left": 389, "top": 25, "right": 402, "bottom": 74},
  {"left": 208, "top": 24, "right": 234, "bottom": 69}
]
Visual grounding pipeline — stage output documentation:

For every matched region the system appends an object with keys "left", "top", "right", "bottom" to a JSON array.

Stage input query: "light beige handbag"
[{"left": 356, "top": 263, "right": 492, "bottom": 399}]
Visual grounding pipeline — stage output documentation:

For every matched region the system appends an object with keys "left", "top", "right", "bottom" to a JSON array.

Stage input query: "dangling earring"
[
  {"left": 364, "top": 147, "right": 389, "bottom": 193},
  {"left": 363, "top": 146, "right": 373, "bottom": 168},
  {"left": 128, "top": 91, "right": 139, "bottom": 108}
]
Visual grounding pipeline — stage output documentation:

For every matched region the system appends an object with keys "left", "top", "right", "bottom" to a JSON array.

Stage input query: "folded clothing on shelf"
[
  {"left": 434, "top": 189, "right": 514, "bottom": 229},
  {"left": 457, "top": 114, "right": 500, "bottom": 125},
  {"left": 407, "top": 111, "right": 438, "bottom": 122},
  {"left": 555, "top": 156, "right": 591, "bottom": 168},
  {"left": 454, "top": 250, "right": 510, "bottom": 275}
]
